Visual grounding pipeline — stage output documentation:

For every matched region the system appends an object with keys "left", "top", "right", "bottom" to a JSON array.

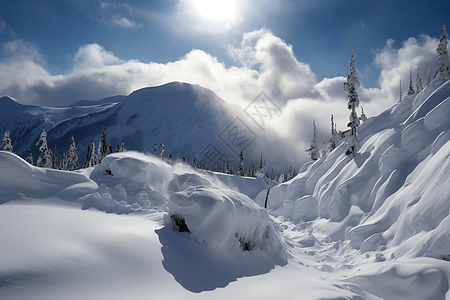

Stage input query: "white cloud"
[
  {"left": 73, "top": 43, "right": 124, "bottom": 70},
  {"left": 3, "top": 39, "right": 45, "bottom": 64},
  {"left": 110, "top": 14, "right": 142, "bottom": 28},
  {"left": 0, "top": 29, "right": 442, "bottom": 165},
  {"left": 99, "top": 1, "right": 142, "bottom": 29}
]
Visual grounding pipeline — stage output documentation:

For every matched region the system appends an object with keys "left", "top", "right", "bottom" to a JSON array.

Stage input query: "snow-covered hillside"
[
  {"left": 1, "top": 81, "right": 301, "bottom": 173},
  {"left": 2, "top": 79, "right": 450, "bottom": 300},
  {"left": 0, "top": 95, "right": 123, "bottom": 159}
]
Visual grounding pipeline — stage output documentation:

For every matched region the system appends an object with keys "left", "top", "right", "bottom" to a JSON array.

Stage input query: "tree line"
[{"left": 1, "top": 126, "right": 126, "bottom": 171}]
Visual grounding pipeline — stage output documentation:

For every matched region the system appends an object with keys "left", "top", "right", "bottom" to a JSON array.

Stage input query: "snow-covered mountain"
[
  {"left": 2, "top": 79, "right": 450, "bottom": 299},
  {"left": 46, "top": 81, "right": 243, "bottom": 164},
  {"left": 0, "top": 95, "right": 123, "bottom": 158},
  {"left": 1, "top": 82, "right": 297, "bottom": 172}
]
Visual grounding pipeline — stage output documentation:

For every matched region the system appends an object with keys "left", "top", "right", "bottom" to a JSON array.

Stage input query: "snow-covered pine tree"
[
  {"left": 115, "top": 144, "right": 120, "bottom": 152},
  {"left": 108, "top": 142, "right": 113, "bottom": 155},
  {"left": 287, "top": 166, "right": 293, "bottom": 181},
  {"left": 250, "top": 164, "right": 256, "bottom": 177},
  {"left": 159, "top": 143, "right": 164, "bottom": 159},
  {"left": 83, "top": 141, "right": 96, "bottom": 168},
  {"left": 427, "top": 65, "right": 431, "bottom": 86},
  {"left": 1, "top": 131, "right": 13, "bottom": 152},
  {"left": 399, "top": 78, "right": 403, "bottom": 102},
  {"left": 154, "top": 144, "right": 158, "bottom": 156},
  {"left": 416, "top": 66, "right": 423, "bottom": 93},
  {"left": 255, "top": 154, "right": 266, "bottom": 178},
  {"left": 322, "top": 114, "right": 340, "bottom": 157},
  {"left": 25, "top": 147, "right": 34, "bottom": 165},
  {"left": 191, "top": 155, "right": 197, "bottom": 168},
  {"left": 36, "top": 129, "right": 52, "bottom": 168},
  {"left": 97, "top": 126, "right": 108, "bottom": 163},
  {"left": 407, "top": 69, "right": 415, "bottom": 95},
  {"left": 434, "top": 25, "right": 450, "bottom": 80},
  {"left": 344, "top": 51, "right": 360, "bottom": 161},
  {"left": 52, "top": 144, "right": 59, "bottom": 169},
  {"left": 119, "top": 140, "right": 126, "bottom": 152},
  {"left": 169, "top": 152, "right": 173, "bottom": 164},
  {"left": 278, "top": 173, "right": 285, "bottom": 184},
  {"left": 237, "top": 149, "right": 244, "bottom": 176},
  {"left": 305, "top": 119, "right": 320, "bottom": 161},
  {"left": 360, "top": 106, "right": 367, "bottom": 122},
  {"left": 61, "top": 135, "right": 79, "bottom": 171}
]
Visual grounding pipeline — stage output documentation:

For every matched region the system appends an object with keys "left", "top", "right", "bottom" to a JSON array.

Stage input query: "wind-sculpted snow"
[
  {"left": 0, "top": 151, "right": 97, "bottom": 203},
  {"left": 3, "top": 80, "right": 450, "bottom": 299},
  {"left": 167, "top": 173, "right": 285, "bottom": 259},
  {"left": 251, "top": 79, "right": 450, "bottom": 298}
]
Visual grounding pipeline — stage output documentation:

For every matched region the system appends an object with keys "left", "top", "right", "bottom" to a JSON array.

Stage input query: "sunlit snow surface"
[{"left": 2, "top": 80, "right": 450, "bottom": 299}]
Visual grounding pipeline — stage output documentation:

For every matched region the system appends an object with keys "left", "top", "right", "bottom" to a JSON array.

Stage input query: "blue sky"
[{"left": 1, "top": 0, "right": 448, "bottom": 85}]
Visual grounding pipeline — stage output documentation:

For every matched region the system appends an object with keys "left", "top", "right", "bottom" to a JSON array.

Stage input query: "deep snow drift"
[{"left": 2, "top": 79, "right": 450, "bottom": 299}]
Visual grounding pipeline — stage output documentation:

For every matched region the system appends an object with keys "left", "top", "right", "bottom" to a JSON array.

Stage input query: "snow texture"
[{"left": 2, "top": 79, "right": 450, "bottom": 299}]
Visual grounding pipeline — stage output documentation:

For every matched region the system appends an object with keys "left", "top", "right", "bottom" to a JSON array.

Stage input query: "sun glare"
[{"left": 193, "top": 0, "right": 236, "bottom": 22}]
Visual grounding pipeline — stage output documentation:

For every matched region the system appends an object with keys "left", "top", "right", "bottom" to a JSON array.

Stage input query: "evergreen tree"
[
  {"left": 416, "top": 66, "right": 423, "bottom": 93},
  {"left": 427, "top": 65, "right": 431, "bottom": 86},
  {"left": 119, "top": 140, "right": 126, "bottom": 152},
  {"left": 407, "top": 69, "right": 415, "bottom": 95},
  {"left": 159, "top": 143, "right": 165, "bottom": 159},
  {"left": 434, "top": 25, "right": 450, "bottom": 80},
  {"left": 36, "top": 129, "right": 52, "bottom": 168},
  {"left": 251, "top": 164, "right": 256, "bottom": 177},
  {"left": 399, "top": 78, "right": 403, "bottom": 102},
  {"left": 97, "top": 126, "right": 108, "bottom": 163},
  {"left": 305, "top": 119, "right": 320, "bottom": 161},
  {"left": 278, "top": 173, "right": 285, "bottom": 184},
  {"left": 182, "top": 155, "right": 186, "bottom": 163},
  {"left": 1, "top": 131, "right": 13, "bottom": 152},
  {"left": 115, "top": 144, "right": 120, "bottom": 152},
  {"left": 322, "top": 115, "right": 340, "bottom": 157},
  {"left": 61, "top": 135, "right": 79, "bottom": 171},
  {"left": 191, "top": 155, "right": 197, "bottom": 168},
  {"left": 52, "top": 144, "right": 59, "bottom": 169},
  {"left": 359, "top": 106, "right": 367, "bottom": 122},
  {"left": 256, "top": 154, "right": 266, "bottom": 178},
  {"left": 169, "top": 152, "right": 173, "bottom": 164},
  {"left": 83, "top": 141, "right": 96, "bottom": 168},
  {"left": 343, "top": 51, "right": 360, "bottom": 161},
  {"left": 108, "top": 142, "right": 113, "bottom": 155},
  {"left": 154, "top": 144, "right": 158, "bottom": 156},
  {"left": 237, "top": 149, "right": 244, "bottom": 176},
  {"left": 287, "top": 166, "right": 294, "bottom": 181},
  {"left": 25, "top": 147, "right": 34, "bottom": 165}
]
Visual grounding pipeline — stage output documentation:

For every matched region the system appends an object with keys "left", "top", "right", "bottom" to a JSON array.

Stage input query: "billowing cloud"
[
  {"left": 0, "top": 29, "right": 442, "bottom": 165},
  {"left": 374, "top": 35, "right": 438, "bottom": 101},
  {"left": 73, "top": 43, "right": 124, "bottom": 70}
]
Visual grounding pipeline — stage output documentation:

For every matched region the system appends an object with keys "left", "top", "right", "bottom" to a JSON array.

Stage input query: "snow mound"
[
  {"left": 167, "top": 172, "right": 285, "bottom": 258},
  {"left": 85, "top": 152, "right": 172, "bottom": 212},
  {"left": 0, "top": 151, "right": 97, "bottom": 203}
]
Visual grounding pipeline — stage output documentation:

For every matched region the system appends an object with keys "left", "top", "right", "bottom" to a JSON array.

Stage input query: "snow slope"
[
  {"left": 2, "top": 79, "right": 450, "bottom": 299},
  {"left": 0, "top": 95, "right": 121, "bottom": 158}
]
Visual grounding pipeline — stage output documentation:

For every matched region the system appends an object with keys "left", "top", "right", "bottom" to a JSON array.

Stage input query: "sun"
[{"left": 193, "top": 0, "right": 236, "bottom": 22}]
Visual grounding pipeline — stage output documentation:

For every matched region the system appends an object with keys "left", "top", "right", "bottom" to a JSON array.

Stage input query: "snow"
[{"left": 3, "top": 79, "right": 450, "bottom": 299}]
